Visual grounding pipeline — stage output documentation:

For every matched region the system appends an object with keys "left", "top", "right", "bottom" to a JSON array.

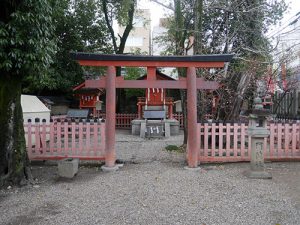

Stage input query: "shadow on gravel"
[
  {"left": 0, "top": 192, "right": 9, "bottom": 202},
  {"left": 5, "top": 201, "right": 61, "bottom": 225},
  {"left": 30, "top": 163, "right": 106, "bottom": 185},
  {"left": 53, "top": 166, "right": 106, "bottom": 184}
]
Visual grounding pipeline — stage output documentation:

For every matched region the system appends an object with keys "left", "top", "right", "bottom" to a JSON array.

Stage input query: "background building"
[
  {"left": 273, "top": 13, "right": 300, "bottom": 80},
  {"left": 152, "top": 18, "right": 169, "bottom": 56},
  {"left": 118, "top": 9, "right": 151, "bottom": 54}
]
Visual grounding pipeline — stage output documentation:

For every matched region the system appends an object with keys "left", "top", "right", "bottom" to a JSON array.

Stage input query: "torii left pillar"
[
  {"left": 186, "top": 67, "right": 198, "bottom": 168},
  {"left": 101, "top": 66, "right": 119, "bottom": 171}
]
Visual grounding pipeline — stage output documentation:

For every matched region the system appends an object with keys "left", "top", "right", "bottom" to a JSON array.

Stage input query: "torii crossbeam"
[{"left": 71, "top": 53, "right": 233, "bottom": 170}]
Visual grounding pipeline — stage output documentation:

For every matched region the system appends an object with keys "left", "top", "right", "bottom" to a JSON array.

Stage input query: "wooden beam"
[
  {"left": 85, "top": 77, "right": 219, "bottom": 90},
  {"left": 78, "top": 60, "right": 225, "bottom": 68},
  {"left": 147, "top": 67, "right": 156, "bottom": 80},
  {"left": 71, "top": 52, "right": 233, "bottom": 62}
]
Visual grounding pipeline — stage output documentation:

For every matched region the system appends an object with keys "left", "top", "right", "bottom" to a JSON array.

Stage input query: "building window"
[
  {"left": 126, "top": 37, "right": 143, "bottom": 47},
  {"left": 133, "top": 16, "right": 144, "bottom": 28}
]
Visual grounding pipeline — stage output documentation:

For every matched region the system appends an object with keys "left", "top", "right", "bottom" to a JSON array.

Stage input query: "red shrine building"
[
  {"left": 137, "top": 71, "right": 175, "bottom": 119},
  {"left": 73, "top": 82, "right": 104, "bottom": 115}
]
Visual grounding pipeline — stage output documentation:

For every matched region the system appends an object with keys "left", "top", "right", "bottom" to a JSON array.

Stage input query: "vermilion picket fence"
[
  {"left": 24, "top": 120, "right": 300, "bottom": 162},
  {"left": 94, "top": 113, "right": 138, "bottom": 129},
  {"left": 198, "top": 122, "right": 300, "bottom": 163},
  {"left": 24, "top": 120, "right": 106, "bottom": 160},
  {"left": 173, "top": 113, "right": 184, "bottom": 128},
  {"left": 94, "top": 112, "right": 184, "bottom": 128}
]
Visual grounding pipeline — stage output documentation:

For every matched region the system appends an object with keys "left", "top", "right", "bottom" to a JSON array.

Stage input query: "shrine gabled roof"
[
  {"left": 70, "top": 53, "right": 234, "bottom": 62},
  {"left": 74, "top": 88, "right": 104, "bottom": 95},
  {"left": 73, "top": 81, "right": 104, "bottom": 94}
]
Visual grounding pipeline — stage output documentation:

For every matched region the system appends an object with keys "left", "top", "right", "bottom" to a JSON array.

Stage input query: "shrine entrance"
[{"left": 71, "top": 53, "right": 233, "bottom": 170}]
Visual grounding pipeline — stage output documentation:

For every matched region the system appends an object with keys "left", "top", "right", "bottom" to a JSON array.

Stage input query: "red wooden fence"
[
  {"left": 198, "top": 122, "right": 300, "bottom": 163},
  {"left": 94, "top": 112, "right": 138, "bottom": 129},
  {"left": 24, "top": 120, "right": 300, "bottom": 162},
  {"left": 24, "top": 120, "right": 105, "bottom": 160},
  {"left": 94, "top": 112, "right": 184, "bottom": 128},
  {"left": 173, "top": 113, "right": 184, "bottom": 128}
]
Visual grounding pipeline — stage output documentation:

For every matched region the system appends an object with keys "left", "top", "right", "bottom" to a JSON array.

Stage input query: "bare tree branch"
[{"left": 151, "top": 0, "right": 174, "bottom": 11}]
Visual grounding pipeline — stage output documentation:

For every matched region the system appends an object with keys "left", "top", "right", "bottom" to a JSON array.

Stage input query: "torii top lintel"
[{"left": 70, "top": 52, "right": 234, "bottom": 68}]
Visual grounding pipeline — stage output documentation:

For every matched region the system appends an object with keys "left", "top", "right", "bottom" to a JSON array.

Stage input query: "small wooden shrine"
[
  {"left": 137, "top": 71, "right": 175, "bottom": 119},
  {"left": 73, "top": 82, "right": 104, "bottom": 115}
]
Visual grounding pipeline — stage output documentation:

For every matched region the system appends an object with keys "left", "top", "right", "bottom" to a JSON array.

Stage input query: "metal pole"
[{"left": 187, "top": 67, "right": 198, "bottom": 167}]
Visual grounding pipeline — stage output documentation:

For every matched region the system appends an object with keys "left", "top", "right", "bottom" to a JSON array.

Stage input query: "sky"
[{"left": 267, "top": 0, "right": 300, "bottom": 38}]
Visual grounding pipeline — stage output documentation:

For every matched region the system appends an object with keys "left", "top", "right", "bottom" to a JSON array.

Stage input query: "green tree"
[
  {"left": 102, "top": 0, "right": 137, "bottom": 112},
  {"left": 202, "top": 0, "right": 287, "bottom": 120},
  {"left": 153, "top": 0, "right": 287, "bottom": 121},
  {"left": 0, "top": 0, "right": 56, "bottom": 186},
  {"left": 102, "top": 0, "right": 136, "bottom": 55},
  {"left": 23, "top": 0, "right": 112, "bottom": 95}
]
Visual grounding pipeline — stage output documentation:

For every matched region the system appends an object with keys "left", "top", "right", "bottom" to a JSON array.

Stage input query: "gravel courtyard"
[{"left": 0, "top": 130, "right": 299, "bottom": 225}]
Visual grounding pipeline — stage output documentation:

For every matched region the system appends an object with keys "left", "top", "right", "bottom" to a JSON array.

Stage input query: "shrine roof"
[
  {"left": 74, "top": 88, "right": 104, "bottom": 95},
  {"left": 73, "top": 82, "right": 104, "bottom": 94}
]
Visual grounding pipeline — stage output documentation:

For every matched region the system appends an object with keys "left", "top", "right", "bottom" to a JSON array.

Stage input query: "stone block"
[
  {"left": 131, "top": 119, "right": 143, "bottom": 135},
  {"left": 165, "top": 122, "right": 170, "bottom": 137},
  {"left": 167, "top": 119, "right": 180, "bottom": 135},
  {"left": 58, "top": 158, "right": 79, "bottom": 178},
  {"left": 140, "top": 121, "right": 146, "bottom": 138}
]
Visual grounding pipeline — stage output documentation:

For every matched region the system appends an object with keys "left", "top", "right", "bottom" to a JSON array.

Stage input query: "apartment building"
[{"left": 118, "top": 9, "right": 151, "bottom": 54}]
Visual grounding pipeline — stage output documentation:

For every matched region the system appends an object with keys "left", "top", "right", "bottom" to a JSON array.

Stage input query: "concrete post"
[
  {"left": 102, "top": 66, "right": 118, "bottom": 172},
  {"left": 186, "top": 67, "right": 199, "bottom": 168},
  {"left": 245, "top": 97, "right": 272, "bottom": 179}
]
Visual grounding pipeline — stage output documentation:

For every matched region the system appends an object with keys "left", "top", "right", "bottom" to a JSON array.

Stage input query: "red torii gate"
[{"left": 71, "top": 53, "right": 233, "bottom": 170}]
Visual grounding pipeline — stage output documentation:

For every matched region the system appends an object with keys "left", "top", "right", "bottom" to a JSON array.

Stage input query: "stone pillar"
[
  {"left": 164, "top": 121, "right": 171, "bottom": 137},
  {"left": 186, "top": 67, "right": 199, "bottom": 169},
  {"left": 245, "top": 97, "right": 272, "bottom": 179},
  {"left": 102, "top": 66, "right": 119, "bottom": 172},
  {"left": 140, "top": 121, "right": 146, "bottom": 138}
]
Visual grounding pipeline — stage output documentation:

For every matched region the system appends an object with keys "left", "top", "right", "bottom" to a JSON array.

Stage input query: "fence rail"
[
  {"left": 198, "top": 122, "right": 300, "bottom": 163},
  {"left": 24, "top": 120, "right": 106, "bottom": 160},
  {"left": 95, "top": 112, "right": 184, "bottom": 128},
  {"left": 25, "top": 120, "right": 300, "bottom": 163},
  {"left": 173, "top": 113, "right": 184, "bottom": 128},
  {"left": 95, "top": 113, "right": 138, "bottom": 129}
]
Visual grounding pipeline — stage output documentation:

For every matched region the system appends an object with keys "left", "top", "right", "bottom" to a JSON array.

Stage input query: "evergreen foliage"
[{"left": 0, "top": 0, "right": 56, "bottom": 186}]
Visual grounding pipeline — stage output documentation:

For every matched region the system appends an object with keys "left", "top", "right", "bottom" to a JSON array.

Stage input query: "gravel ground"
[{"left": 0, "top": 130, "right": 300, "bottom": 225}]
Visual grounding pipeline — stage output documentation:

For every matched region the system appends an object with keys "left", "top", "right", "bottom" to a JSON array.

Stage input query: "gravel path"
[{"left": 0, "top": 131, "right": 299, "bottom": 225}]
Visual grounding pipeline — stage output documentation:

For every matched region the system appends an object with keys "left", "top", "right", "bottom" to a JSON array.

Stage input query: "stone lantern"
[{"left": 245, "top": 97, "right": 272, "bottom": 179}]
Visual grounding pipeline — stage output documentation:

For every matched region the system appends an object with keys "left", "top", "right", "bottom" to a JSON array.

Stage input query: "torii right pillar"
[{"left": 186, "top": 67, "right": 199, "bottom": 168}]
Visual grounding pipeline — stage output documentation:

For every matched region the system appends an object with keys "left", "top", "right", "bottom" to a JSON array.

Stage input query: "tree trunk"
[
  {"left": 0, "top": 74, "right": 31, "bottom": 187},
  {"left": 180, "top": 89, "right": 188, "bottom": 145},
  {"left": 194, "top": 0, "right": 204, "bottom": 122},
  {"left": 193, "top": 0, "right": 203, "bottom": 55},
  {"left": 226, "top": 72, "right": 252, "bottom": 120}
]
